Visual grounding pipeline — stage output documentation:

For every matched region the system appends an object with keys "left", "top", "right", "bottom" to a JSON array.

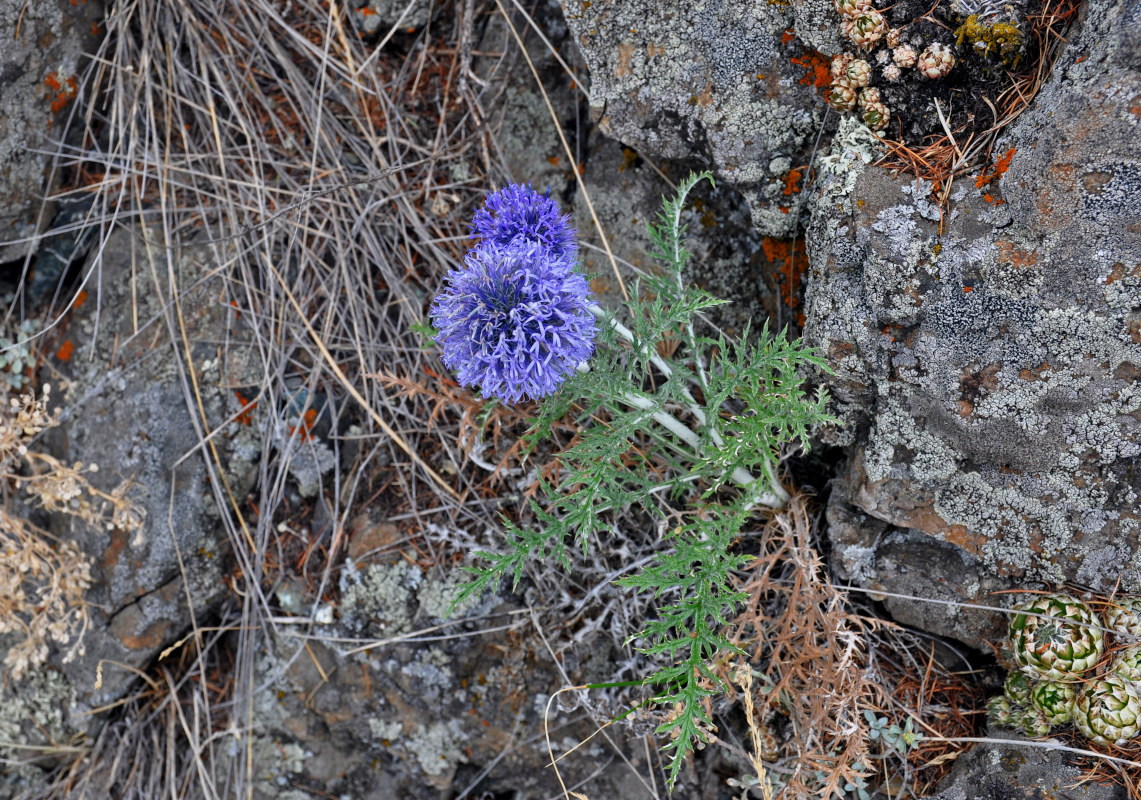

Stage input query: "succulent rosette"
[
  {"left": 835, "top": 0, "right": 870, "bottom": 16},
  {"left": 862, "top": 101, "right": 890, "bottom": 132},
  {"left": 844, "top": 59, "right": 872, "bottom": 87},
  {"left": 826, "top": 81, "right": 858, "bottom": 112},
  {"left": 848, "top": 9, "right": 886, "bottom": 49},
  {"left": 1030, "top": 680, "right": 1078, "bottom": 726},
  {"left": 1075, "top": 675, "right": 1141, "bottom": 746},
  {"left": 916, "top": 42, "right": 956, "bottom": 79},
  {"left": 1003, "top": 671, "right": 1033, "bottom": 706},
  {"left": 1106, "top": 596, "right": 1141, "bottom": 637},
  {"left": 1008, "top": 594, "right": 1105, "bottom": 680},
  {"left": 1111, "top": 644, "right": 1141, "bottom": 682},
  {"left": 892, "top": 45, "right": 917, "bottom": 68},
  {"left": 1019, "top": 708, "right": 1053, "bottom": 738},
  {"left": 987, "top": 696, "right": 1019, "bottom": 727},
  {"left": 830, "top": 52, "right": 855, "bottom": 80},
  {"left": 857, "top": 87, "right": 880, "bottom": 110}
]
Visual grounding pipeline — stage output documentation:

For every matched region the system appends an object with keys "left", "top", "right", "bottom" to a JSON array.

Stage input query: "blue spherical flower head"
[
  {"left": 471, "top": 184, "right": 577, "bottom": 262},
  {"left": 430, "top": 240, "right": 597, "bottom": 404}
]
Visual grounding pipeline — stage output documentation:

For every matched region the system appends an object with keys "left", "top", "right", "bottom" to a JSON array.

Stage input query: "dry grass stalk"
[
  {"left": 10, "top": 0, "right": 533, "bottom": 794},
  {"left": 725, "top": 494, "right": 888, "bottom": 798}
]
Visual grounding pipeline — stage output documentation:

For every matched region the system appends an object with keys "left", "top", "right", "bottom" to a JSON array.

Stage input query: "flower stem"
[{"left": 583, "top": 304, "right": 788, "bottom": 509}]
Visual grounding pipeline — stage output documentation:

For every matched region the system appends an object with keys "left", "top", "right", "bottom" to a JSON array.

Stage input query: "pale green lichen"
[
  {"left": 405, "top": 721, "right": 466, "bottom": 778},
  {"left": 368, "top": 718, "right": 402, "bottom": 742},
  {"left": 0, "top": 668, "right": 78, "bottom": 789},
  {"left": 338, "top": 561, "right": 420, "bottom": 634},
  {"left": 417, "top": 572, "right": 481, "bottom": 621},
  {"left": 865, "top": 395, "right": 962, "bottom": 483}
]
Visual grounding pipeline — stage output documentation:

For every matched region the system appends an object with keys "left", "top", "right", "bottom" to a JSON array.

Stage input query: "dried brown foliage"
[
  {"left": 0, "top": 384, "right": 145, "bottom": 681},
  {"left": 721, "top": 493, "right": 981, "bottom": 798}
]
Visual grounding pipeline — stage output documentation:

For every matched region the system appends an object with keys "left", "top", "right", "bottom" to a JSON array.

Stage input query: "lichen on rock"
[{"left": 806, "top": 0, "right": 1141, "bottom": 647}]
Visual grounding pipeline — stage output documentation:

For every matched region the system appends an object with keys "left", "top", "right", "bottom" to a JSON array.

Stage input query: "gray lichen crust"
[
  {"left": 806, "top": 0, "right": 1141, "bottom": 646},
  {"left": 560, "top": 0, "right": 826, "bottom": 237},
  {"left": 0, "top": 0, "right": 103, "bottom": 261}
]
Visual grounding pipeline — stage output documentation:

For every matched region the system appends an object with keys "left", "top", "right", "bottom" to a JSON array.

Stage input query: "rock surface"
[
  {"left": 45, "top": 227, "right": 261, "bottom": 704},
  {"left": 805, "top": 0, "right": 1141, "bottom": 647},
  {"left": 924, "top": 727, "right": 1127, "bottom": 799},
  {"left": 560, "top": 0, "right": 830, "bottom": 238},
  {"left": 0, "top": 0, "right": 103, "bottom": 263}
]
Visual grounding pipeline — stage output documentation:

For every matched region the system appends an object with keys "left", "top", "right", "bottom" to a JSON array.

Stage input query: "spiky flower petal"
[
  {"left": 1003, "top": 671, "right": 1033, "bottom": 706},
  {"left": 1009, "top": 594, "right": 1105, "bottom": 680},
  {"left": 916, "top": 42, "right": 956, "bottom": 79},
  {"left": 1106, "top": 596, "right": 1141, "bottom": 637},
  {"left": 1075, "top": 675, "right": 1141, "bottom": 746},
  {"left": 471, "top": 184, "right": 578, "bottom": 262},
  {"left": 1111, "top": 644, "right": 1141, "bottom": 682},
  {"left": 430, "top": 239, "right": 596, "bottom": 404},
  {"left": 1030, "top": 680, "right": 1078, "bottom": 726}
]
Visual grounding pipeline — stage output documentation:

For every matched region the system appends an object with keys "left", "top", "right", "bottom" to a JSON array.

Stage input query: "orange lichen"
[
  {"left": 790, "top": 49, "right": 832, "bottom": 92},
  {"left": 763, "top": 237, "right": 808, "bottom": 325},
  {"left": 44, "top": 71, "right": 78, "bottom": 115},
  {"left": 781, "top": 28, "right": 797, "bottom": 45},
  {"left": 547, "top": 155, "right": 559, "bottom": 166},
  {"left": 975, "top": 148, "right": 1016, "bottom": 189},
  {"left": 234, "top": 391, "right": 257, "bottom": 426},
  {"left": 782, "top": 168, "right": 803, "bottom": 196},
  {"left": 288, "top": 408, "right": 319, "bottom": 441},
  {"left": 72, "top": 289, "right": 88, "bottom": 309},
  {"left": 56, "top": 340, "right": 74, "bottom": 362}
]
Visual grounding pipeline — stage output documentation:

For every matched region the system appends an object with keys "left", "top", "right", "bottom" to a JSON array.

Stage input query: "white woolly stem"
[{"left": 579, "top": 304, "right": 789, "bottom": 510}]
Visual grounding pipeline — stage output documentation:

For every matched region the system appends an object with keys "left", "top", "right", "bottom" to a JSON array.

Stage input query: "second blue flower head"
[{"left": 430, "top": 184, "right": 597, "bottom": 404}]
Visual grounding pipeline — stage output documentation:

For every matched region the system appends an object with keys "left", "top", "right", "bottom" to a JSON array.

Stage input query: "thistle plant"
[
  {"left": 430, "top": 185, "right": 596, "bottom": 404},
  {"left": 444, "top": 175, "right": 833, "bottom": 787}
]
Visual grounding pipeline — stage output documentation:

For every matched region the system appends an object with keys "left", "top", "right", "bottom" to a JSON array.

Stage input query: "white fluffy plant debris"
[{"left": 0, "top": 384, "right": 145, "bottom": 680}]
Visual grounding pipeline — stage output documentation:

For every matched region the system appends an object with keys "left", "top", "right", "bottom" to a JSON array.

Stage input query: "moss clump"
[{"left": 955, "top": 14, "right": 1024, "bottom": 66}]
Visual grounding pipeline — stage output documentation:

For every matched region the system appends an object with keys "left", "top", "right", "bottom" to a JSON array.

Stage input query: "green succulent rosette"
[
  {"left": 1003, "top": 671, "right": 1033, "bottom": 706},
  {"left": 1029, "top": 680, "right": 1077, "bottom": 726},
  {"left": 1019, "top": 707, "right": 1052, "bottom": 738},
  {"left": 1106, "top": 597, "right": 1141, "bottom": 637},
  {"left": 1110, "top": 644, "right": 1141, "bottom": 682},
  {"left": 1075, "top": 675, "right": 1141, "bottom": 746},
  {"left": 1008, "top": 594, "right": 1104, "bottom": 680},
  {"left": 987, "top": 695, "right": 1019, "bottom": 727}
]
